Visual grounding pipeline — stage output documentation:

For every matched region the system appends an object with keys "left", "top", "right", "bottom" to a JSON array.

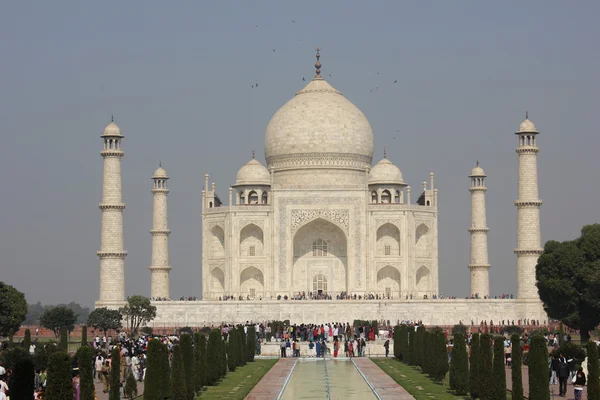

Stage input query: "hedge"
[
  {"left": 491, "top": 336, "right": 507, "bottom": 400},
  {"left": 469, "top": 333, "right": 481, "bottom": 399},
  {"left": 510, "top": 334, "right": 524, "bottom": 400},
  {"left": 76, "top": 345, "right": 95, "bottom": 400},
  {"left": 46, "top": 351, "right": 72, "bottom": 400},
  {"left": 247, "top": 326, "right": 256, "bottom": 362},
  {"left": 109, "top": 348, "right": 120, "bottom": 400},
  {"left": 206, "top": 329, "right": 222, "bottom": 385},
  {"left": 450, "top": 333, "right": 469, "bottom": 395},
  {"left": 527, "top": 335, "right": 549, "bottom": 400},
  {"left": 171, "top": 344, "right": 187, "bottom": 400}
]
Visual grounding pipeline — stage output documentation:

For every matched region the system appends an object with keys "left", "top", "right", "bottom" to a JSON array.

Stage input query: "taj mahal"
[{"left": 96, "top": 50, "right": 547, "bottom": 326}]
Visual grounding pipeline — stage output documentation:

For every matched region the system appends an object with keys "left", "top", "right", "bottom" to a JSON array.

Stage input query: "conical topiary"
[
  {"left": 491, "top": 336, "right": 507, "bottom": 400},
  {"left": 23, "top": 328, "right": 32, "bottom": 350},
  {"left": 587, "top": 341, "right": 600, "bottom": 400},
  {"left": 195, "top": 333, "right": 207, "bottom": 389},
  {"left": 510, "top": 334, "right": 524, "bottom": 400},
  {"left": 179, "top": 333, "right": 195, "bottom": 400},
  {"left": 12, "top": 356, "right": 35, "bottom": 400},
  {"left": 144, "top": 339, "right": 163, "bottom": 400},
  {"left": 76, "top": 345, "right": 95, "bottom": 400},
  {"left": 227, "top": 329, "right": 238, "bottom": 372},
  {"left": 125, "top": 371, "right": 138, "bottom": 399},
  {"left": 393, "top": 325, "right": 401, "bottom": 359},
  {"left": 81, "top": 325, "right": 88, "bottom": 346},
  {"left": 247, "top": 326, "right": 256, "bottom": 362},
  {"left": 479, "top": 333, "right": 493, "bottom": 399},
  {"left": 527, "top": 335, "right": 549, "bottom": 400},
  {"left": 206, "top": 329, "right": 222, "bottom": 385},
  {"left": 469, "top": 333, "right": 481, "bottom": 399},
  {"left": 46, "top": 351, "right": 73, "bottom": 400},
  {"left": 109, "top": 348, "right": 120, "bottom": 400},
  {"left": 451, "top": 333, "right": 469, "bottom": 395},
  {"left": 171, "top": 344, "right": 187, "bottom": 400}
]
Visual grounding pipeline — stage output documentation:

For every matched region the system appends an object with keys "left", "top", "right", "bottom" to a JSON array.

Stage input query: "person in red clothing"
[{"left": 333, "top": 339, "right": 339, "bottom": 357}]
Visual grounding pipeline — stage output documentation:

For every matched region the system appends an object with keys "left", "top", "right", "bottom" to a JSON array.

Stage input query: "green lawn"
[
  {"left": 372, "top": 358, "right": 512, "bottom": 400},
  {"left": 197, "top": 359, "right": 278, "bottom": 400}
]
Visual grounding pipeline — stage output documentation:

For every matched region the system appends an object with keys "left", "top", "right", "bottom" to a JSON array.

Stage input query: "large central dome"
[{"left": 264, "top": 59, "right": 374, "bottom": 175}]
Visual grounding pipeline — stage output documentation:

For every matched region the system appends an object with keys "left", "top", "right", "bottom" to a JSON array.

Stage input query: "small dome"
[
  {"left": 517, "top": 118, "right": 538, "bottom": 133},
  {"left": 470, "top": 162, "right": 486, "bottom": 177},
  {"left": 153, "top": 167, "right": 168, "bottom": 179},
  {"left": 369, "top": 158, "right": 404, "bottom": 185},
  {"left": 234, "top": 159, "right": 270, "bottom": 186},
  {"left": 102, "top": 121, "right": 122, "bottom": 136}
]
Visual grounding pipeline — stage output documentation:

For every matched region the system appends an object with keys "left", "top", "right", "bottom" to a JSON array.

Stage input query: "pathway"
[
  {"left": 94, "top": 378, "right": 144, "bottom": 400},
  {"left": 245, "top": 358, "right": 297, "bottom": 400},
  {"left": 352, "top": 358, "right": 415, "bottom": 400},
  {"left": 506, "top": 366, "right": 586, "bottom": 400}
]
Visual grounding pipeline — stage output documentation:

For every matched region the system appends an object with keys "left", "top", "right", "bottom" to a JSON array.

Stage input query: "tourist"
[
  {"left": 309, "top": 340, "right": 315, "bottom": 357},
  {"left": 280, "top": 340, "right": 286, "bottom": 358},
  {"left": 347, "top": 340, "right": 353, "bottom": 358},
  {"left": 550, "top": 355, "right": 559, "bottom": 385},
  {"left": 316, "top": 340, "right": 321, "bottom": 358},
  {"left": 333, "top": 339, "right": 339, "bottom": 358},
  {"left": 72, "top": 370, "right": 80, "bottom": 400},
  {"left": 361, "top": 338, "right": 366, "bottom": 356},
  {"left": 558, "top": 354, "right": 569, "bottom": 396},
  {"left": 101, "top": 360, "right": 110, "bottom": 393},
  {"left": 572, "top": 367, "right": 586, "bottom": 400},
  {"left": 383, "top": 339, "right": 390, "bottom": 357}
]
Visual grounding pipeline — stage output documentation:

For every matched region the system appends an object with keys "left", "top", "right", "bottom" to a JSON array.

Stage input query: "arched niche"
[
  {"left": 210, "top": 267, "right": 225, "bottom": 296},
  {"left": 376, "top": 265, "right": 401, "bottom": 298},
  {"left": 239, "top": 223, "right": 264, "bottom": 257},
  {"left": 415, "top": 223, "right": 431, "bottom": 258},
  {"left": 240, "top": 266, "right": 264, "bottom": 298},
  {"left": 416, "top": 265, "right": 431, "bottom": 293},
  {"left": 376, "top": 223, "right": 400, "bottom": 256},
  {"left": 210, "top": 225, "right": 225, "bottom": 258}
]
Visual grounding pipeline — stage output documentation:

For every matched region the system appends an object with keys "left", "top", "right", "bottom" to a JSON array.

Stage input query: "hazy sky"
[{"left": 2, "top": 1, "right": 599, "bottom": 309}]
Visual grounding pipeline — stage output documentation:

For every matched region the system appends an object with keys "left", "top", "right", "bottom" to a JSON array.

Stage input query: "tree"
[
  {"left": 23, "top": 328, "right": 32, "bottom": 349},
  {"left": 0, "top": 282, "right": 28, "bottom": 340},
  {"left": 24, "top": 301, "right": 45, "bottom": 325},
  {"left": 433, "top": 329, "right": 449, "bottom": 382},
  {"left": 479, "top": 333, "right": 493, "bottom": 399},
  {"left": 587, "top": 341, "right": 600, "bottom": 400},
  {"left": 536, "top": 224, "right": 600, "bottom": 343},
  {"left": 247, "top": 327, "right": 256, "bottom": 362},
  {"left": 87, "top": 307, "right": 122, "bottom": 338},
  {"left": 76, "top": 345, "right": 95, "bottom": 400},
  {"left": 109, "top": 348, "right": 121, "bottom": 400},
  {"left": 407, "top": 326, "right": 416, "bottom": 365},
  {"left": 416, "top": 325, "right": 426, "bottom": 368},
  {"left": 12, "top": 356, "right": 35, "bottom": 400},
  {"left": 159, "top": 339, "right": 172, "bottom": 399},
  {"left": 59, "top": 327, "right": 68, "bottom": 352},
  {"left": 227, "top": 329, "right": 238, "bottom": 372},
  {"left": 451, "top": 333, "right": 469, "bottom": 395},
  {"left": 206, "top": 329, "right": 222, "bottom": 385},
  {"left": 527, "top": 335, "right": 549, "bottom": 400},
  {"left": 423, "top": 330, "right": 433, "bottom": 375},
  {"left": 144, "top": 339, "right": 165, "bottom": 400},
  {"left": 46, "top": 351, "right": 73, "bottom": 400},
  {"left": 393, "top": 325, "right": 401, "bottom": 359},
  {"left": 194, "top": 332, "right": 207, "bottom": 391},
  {"left": 238, "top": 326, "right": 247, "bottom": 366},
  {"left": 220, "top": 334, "right": 227, "bottom": 378},
  {"left": 81, "top": 324, "right": 88, "bottom": 346},
  {"left": 400, "top": 325, "right": 409, "bottom": 362},
  {"left": 125, "top": 371, "right": 138, "bottom": 400},
  {"left": 40, "top": 306, "right": 77, "bottom": 338},
  {"left": 452, "top": 323, "right": 468, "bottom": 336},
  {"left": 179, "top": 333, "right": 195, "bottom": 400},
  {"left": 119, "top": 296, "right": 156, "bottom": 337},
  {"left": 491, "top": 336, "right": 507, "bottom": 400},
  {"left": 470, "top": 333, "right": 481, "bottom": 399},
  {"left": 171, "top": 344, "right": 187, "bottom": 400},
  {"left": 64, "top": 301, "right": 90, "bottom": 324},
  {"left": 511, "top": 334, "right": 524, "bottom": 400}
]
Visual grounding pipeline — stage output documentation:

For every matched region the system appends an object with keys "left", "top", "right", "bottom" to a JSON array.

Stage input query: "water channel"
[{"left": 280, "top": 359, "right": 377, "bottom": 400}]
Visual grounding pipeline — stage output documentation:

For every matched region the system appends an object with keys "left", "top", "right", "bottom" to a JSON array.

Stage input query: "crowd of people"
[{"left": 149, "top": 292, "right": 517, "bottom": 301}]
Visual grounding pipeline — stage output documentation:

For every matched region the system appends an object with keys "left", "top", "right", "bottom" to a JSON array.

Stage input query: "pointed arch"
[
  {"left": 415, "top": 223, "right": 431, "bottom": 258},
  {"left": 210, "top": 267, "right": 225, "bottom": 295},
  {"left": 376, "top": 265, "right": 401, "bottom": 297},
  {"left": 376, "top": 223, "right": 400, "bottom": 256},
  {"left": 240, "top": 266, "right": 264, "bottom": 298},
  {"left": 248, "top": 190, "right": 259, "bottom": 204},
  {"left": 416, "top": 265, "right": 431, "bottom": 292},
  {"left": 371, "top": 191, "right": 378, "bottom": 203},
  {"left": 240, "top": 223, "right": 264, "bottom": 257},
  {"left": 381, "top": 189, "right": 392, "bottom": 203},
  {"left": 210, "top": 225, "right": 225, "bottom": 258}
]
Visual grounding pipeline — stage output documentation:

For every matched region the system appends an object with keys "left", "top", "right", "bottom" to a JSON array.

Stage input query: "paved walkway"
[
  {"left": 245, "top": 358, "right": 297, "bottom": 400},
  {"left": 353, "top": 358, "right": 415, "bottom": 400},
  {"left": 94, "top": 378, "right": 144, "bottom": 400},
  {"left": 506, "top": 366, "right": 586, "bottom": 400}
]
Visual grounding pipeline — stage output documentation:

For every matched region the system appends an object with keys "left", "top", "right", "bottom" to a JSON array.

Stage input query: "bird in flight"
[
  {"left": 396, "top": 129, "right": 400, "bottom": 132},
  {"left": 273, "top": 49, "right": 276, "bottom": 52},
  {"left": 256, "top": 83, "right": 259, "bottom": 87},
  {"left": 394, "top": 80, "right": 397, "bottom": 84},
  {"left": 251, "top": 84, "right": 254, "bottom": 88},
  {"left": 302, "top": 77, "right": 305, "bottom": 81},
  {"left": 255, "top": 25, "right": 258, "bottom": 28},
  {"left": 328, "top": 74, "right": 332, "bottom": 77},
  {"left": 292, "top": 20, "right": 295, "bottom": 23}
]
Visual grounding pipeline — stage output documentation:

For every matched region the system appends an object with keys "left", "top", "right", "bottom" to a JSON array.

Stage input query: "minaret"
[
  {"left": 97, "top": 119, "right": 127, "bottom": 308},
  {"left": 469, "top": 162, "right": 490, "bottom": 298},
  {"left": 149, "top": 164, "right": 172, "bottom": 299},
  {"left": 514, "top": 113, "right": 543, "bottom": 299}
]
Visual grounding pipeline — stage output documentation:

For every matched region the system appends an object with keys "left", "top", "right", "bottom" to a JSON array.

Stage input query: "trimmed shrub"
[
  {"left": 587, "top": 341, "right": 600, "bottom": 400},
  {"left": 433, "top": 329, "right": 449, "bottom": 382},
  {"left": 558, "top": 322, "right": 565, "bottom": 346},
  {"left": 144, "top": 339, "right": 163, "bottom": 400},
  {"left": 179, "top": 334, "right": 195, "bottom": 400},
  {"left": 479, "top": 333, "right": 493, "bottom": 399},
  {"left": 400, "top": 325, "right": 409, "bottom": 362},
  {"left": 503, "top": 326, "right": 522, "bottom": 336},
  {"left": 221, "top": 334, "right": 227, "bottom": 377},
  {"left": 416, "top": 325, "right": 426, "bottom": 368},
  {"left": 109, "top": 348, "right": 120, "bottom": 400},
  {"left": 125, "top": 371, "right": 138, "bottom": 399},
  {"left": 12, "top": 356, "right": 35, "bottom": 400},
  {"left": 206, "top": 329, "right": 222, "bottom": 385},
  {"left": 171, "top": 344, "right": 187, "bottom": 400},
  {"left": 238, "top": 326, "right": 247, "bottom": 366},
  {"left": 393, "top": 325, "right": 401, "bottom": 359},
  {"left": 550, "top": 341, "right": 586, "bottom": 365},
  {"left": 81, "top": 325, "right": 88, "bottom": 346},
  {"left": 23, "top": 328, "right": 32, "bottom": 350},
  {"left": 247, "top": 327, "right": 256, "bottom": 362},
  {"left": 452, "top": 323, "right": 468, "bottom": 337},
  {"left": 491, "top": 336, "right": 507, "bottom": 400},
  {"left": 160, "top": 340, "right": 172, "bottom": 399},
  {"left": 227, "top": 329, "right": 238, "bottom": 372},
  {"left": 76, "top": 345, "right": 95, "bottom": 400},
  {"left": 511, "top": 334, "right": 524, "bottom": 400},
  {"left": 141, "top": 326, "right": 153, "bottom": 336},
  {"left": 46, "top": 351, "right": 73, "bottom": 400},
  {"left": 469, "top": 333, "right": 481, "bottom": 399},
  {"left": 194, "top": 333, "right": 207, "bottom": 390},
  {"left": 451, "top": 333, "right": 469, "bottom": 395},
  {"left": 527, "top": 335, "right": 549, "bottom": 400},
  {"left": 59, "top": 327, "right": 68, "bottom": 352},
  {"left": 408, "top": 326, "right": 416, "bottom": 365}
]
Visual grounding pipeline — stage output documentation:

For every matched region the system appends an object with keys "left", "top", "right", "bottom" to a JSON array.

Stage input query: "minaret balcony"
[
  {"left": 99, "top": 203, "right": 126, "bottom": 210},
  {"left": 513, "top": 200, "right": 542, "bottom": 207}
]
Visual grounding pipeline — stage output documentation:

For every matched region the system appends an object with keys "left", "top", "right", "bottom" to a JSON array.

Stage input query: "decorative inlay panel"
[{"left": 291, "top": 209, "right": 349, "bottom": 234}]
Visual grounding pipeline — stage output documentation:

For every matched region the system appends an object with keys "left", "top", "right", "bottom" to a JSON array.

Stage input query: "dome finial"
[
  {"left": 314, "top": 46, "right": 322, "bottom": 79},
  {"left": 159, "top": 160, "right": 162, "bottom": 168},
  {"left": 476, "top": 160, "right": 479, "bottom": 167},
  {"left": 383, "top": 147, "right": 387, "bottom": 159},
  {"left": 252, "top": 149, "right": 255, "bottom": 159},
  {"left": 525, "top": 110, "right": 528, "bottom": 120},
  {"left": 111, "top": 114, "right": 114, "bottom": 122}
]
